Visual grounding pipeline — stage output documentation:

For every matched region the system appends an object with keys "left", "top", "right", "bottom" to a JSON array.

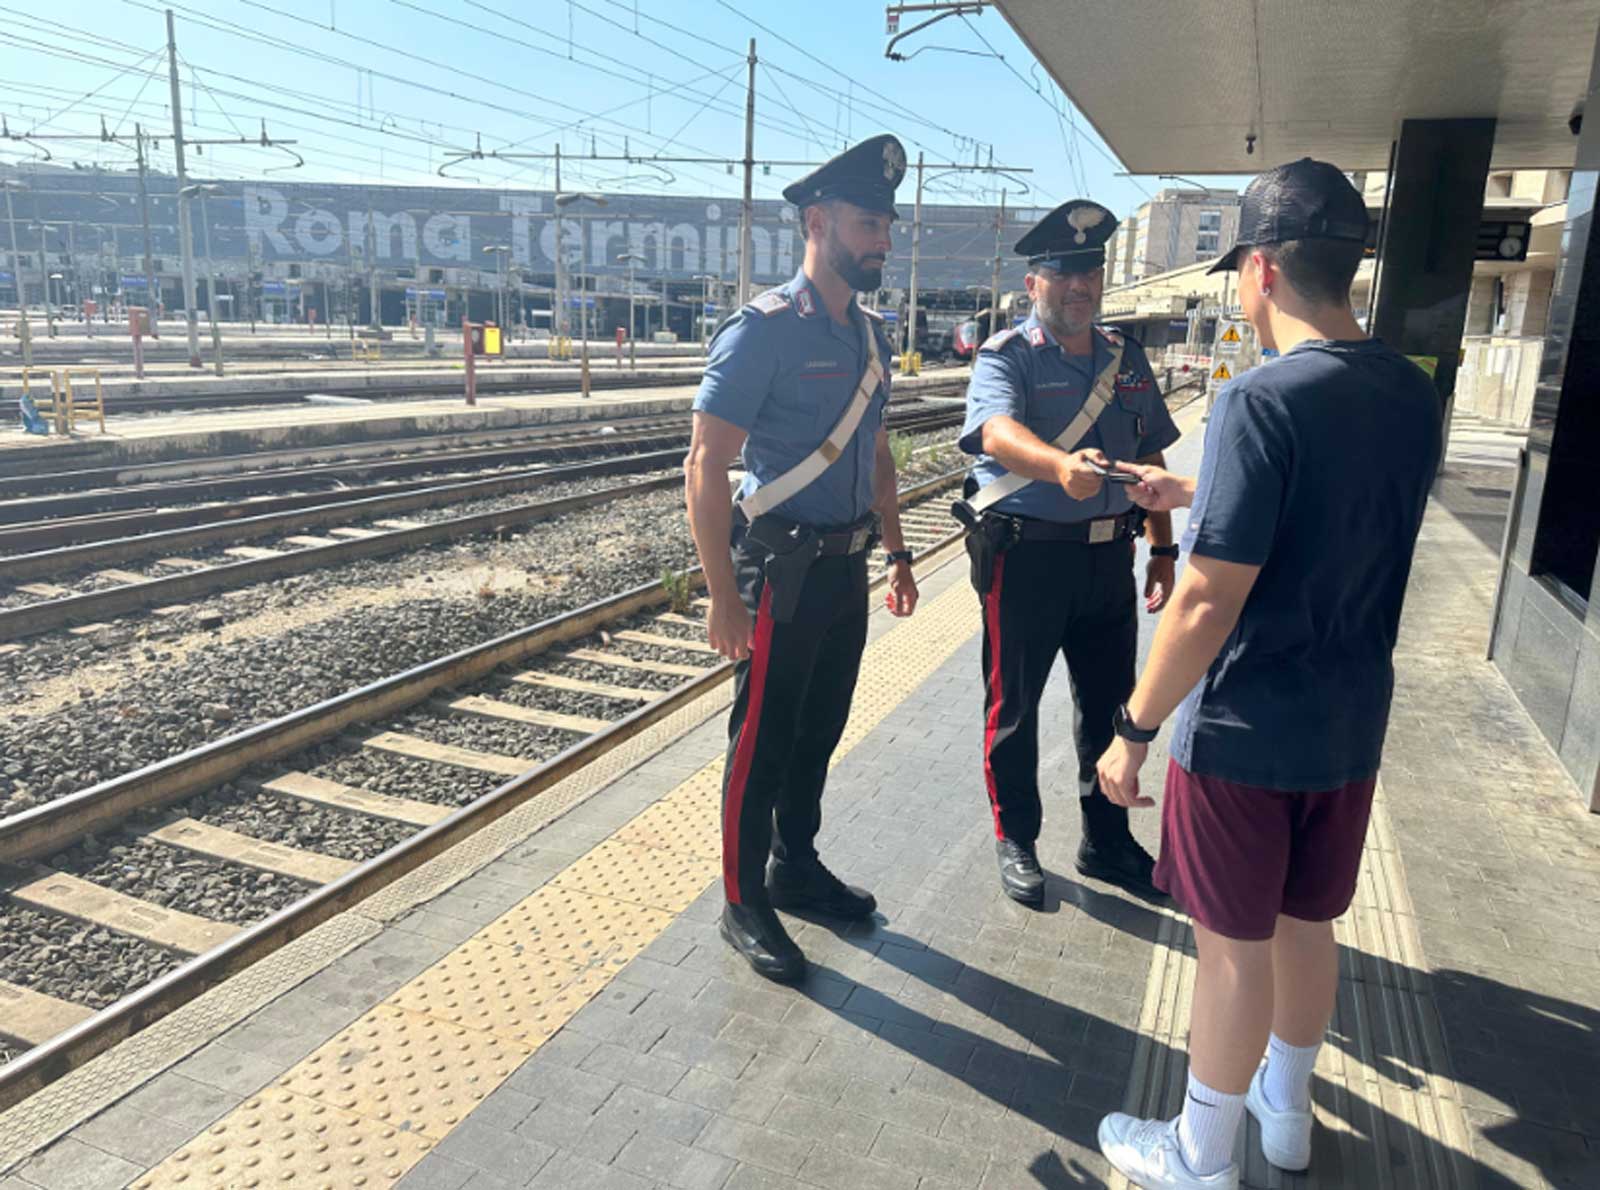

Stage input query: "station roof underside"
[{"left": 996, "top": 1, "right": 1599, "bottom": 173}]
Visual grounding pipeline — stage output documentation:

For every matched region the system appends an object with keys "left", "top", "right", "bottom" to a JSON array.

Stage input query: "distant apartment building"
[{"left": 1105, "top": 187, "right": 1242, "bottom": 286}]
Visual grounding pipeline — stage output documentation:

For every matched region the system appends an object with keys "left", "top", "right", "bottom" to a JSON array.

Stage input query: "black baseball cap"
[{"left": 1207, "top": 158, "right": 1368, "bottom": 274}]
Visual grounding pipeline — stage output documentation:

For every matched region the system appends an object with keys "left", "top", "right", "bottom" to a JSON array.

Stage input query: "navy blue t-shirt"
[{"left": 1171, "top": 339, "right": 1441, "bottom": 791}]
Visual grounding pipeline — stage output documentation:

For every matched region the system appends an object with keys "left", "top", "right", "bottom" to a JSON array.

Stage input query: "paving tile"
[
  {"left": 765, "top": 1093, "right": 882, "bottom": 1154},
  {"left": 502, "top": 1052, "right": 619, "bottom": 1112},
  {"left": 798, "top": 1144, "right": 921, "bottom": 1190},
  {"left": 615, "top": 1132, "right": 736, "bottom": 1190},
  {"left": 693, "top": 1114, "right": 812, "bottom": 1175},
  {"left": 68, "top": 1104, "right": 194, "bottom": 1168},
  {"left": 837, "top": 1077, "right": 950, "bottom": 1136},
  {"left": 515, "top": 1098, "right": 636, "bottom": 1163},
  {"left": 15, "top": 1138, "right": 143, "bottom": 1190},
  {"left": 395, "top": 1152, "right": 478, "bottom": 1190},
  {"left": 171, "top": 1040, "right": 284, "bottom": 1098},
  {"left": 526, "top": 1151, "right": 652, "bottom": 1189},
  {"left": 118, "top": 1071, "right": 238, "bottom": 1133},
  {"left": 571, "top": 1027, "right": 689, "bottom": 1092},
  {"left": 870, "top": 1122, "right": 989, "bottom": 1186},
  {"left": 431, "top": 1119, "right": 556, "bottom": 1183},
  {"left": 598, "top": 1083, "right": 716, "bottom": 1145}
]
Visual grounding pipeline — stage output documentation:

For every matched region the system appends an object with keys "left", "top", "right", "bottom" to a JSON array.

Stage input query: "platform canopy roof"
[{"left": 994, "top": 1, "right": 1599, "bottom": 173}]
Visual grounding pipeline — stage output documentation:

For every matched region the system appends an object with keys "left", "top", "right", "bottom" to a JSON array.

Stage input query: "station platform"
[
  {"left": 0, "top": 368, "right": 968, "bottom": 471},
  {"left": 1, "top": 406, "right": 1593, "bottom": 1190}
]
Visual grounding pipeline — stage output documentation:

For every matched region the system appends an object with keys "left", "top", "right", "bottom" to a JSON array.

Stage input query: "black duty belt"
[
  {"left": 1015, "top": 511, "right": 1141, "bottom": 545},
  {"left": 812, "top": 521, "right": 877, "bottom": 556}
]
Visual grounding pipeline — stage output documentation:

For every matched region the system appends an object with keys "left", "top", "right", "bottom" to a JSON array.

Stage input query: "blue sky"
[{"left": 1, "top": 1, "right": 1246, "bottom": 222}]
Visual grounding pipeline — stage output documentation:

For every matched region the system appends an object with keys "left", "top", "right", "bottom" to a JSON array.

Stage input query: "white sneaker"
[
  {"left": 1097, "top": 1113, "right": 1239, "bottom": 1189},
  {"left": 1245, "top": 1063, "right": 1313, "bottom": 1171}
]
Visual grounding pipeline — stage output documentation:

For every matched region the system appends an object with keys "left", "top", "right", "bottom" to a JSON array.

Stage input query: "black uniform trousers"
[
  {"left": 981, "top": 535, "right": 1137, "bottom": 846},
  {"left": 720, "top": 538, "right": 869, "bottom": 907}
]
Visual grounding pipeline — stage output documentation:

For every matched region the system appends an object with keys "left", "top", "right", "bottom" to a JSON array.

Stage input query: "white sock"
[
  {"left": 1262, "top": 1032, "right": 1320, "bottom": 1111},
  {"left": 1177, "top": 1071, "right": 1245, "bottom": 1176}
]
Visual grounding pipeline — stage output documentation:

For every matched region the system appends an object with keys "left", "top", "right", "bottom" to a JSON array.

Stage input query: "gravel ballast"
[
  {"left": 0, "top": 483, "right": 699, "bottom": 817},
  {"left": 301, "top": 741, "right": 507, "bottom": 808},
  {"left": 49, "top": 835, "right": 312, "bottom": 924},
  {"left": 0, "top": 904, "right": 184, "bottom": 1011},
  {"left": 190, "top": 786, "right": 414, "bottom": 862}
]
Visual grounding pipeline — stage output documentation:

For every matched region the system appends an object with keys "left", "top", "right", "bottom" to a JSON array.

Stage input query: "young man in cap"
[
  {"left": 957, "top": 199, "right": 1181, "bottom": 907},
  {"left": 685, "top": 133, "right": 919, "bottom": 983},
  {"left": 1093, "top": 159, "right": 1441, "bottom": 1189}
]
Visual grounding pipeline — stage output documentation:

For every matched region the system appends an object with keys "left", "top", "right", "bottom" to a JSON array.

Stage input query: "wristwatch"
[
  {"left": 1149, "top": 544, "right": 1180, "bottom": 560},
  {"left": 885, "top": 549, "right": 914, "bottom": 567},
  {"left": 1112, "top": 703, "right": 1160, "bottom": 744}
]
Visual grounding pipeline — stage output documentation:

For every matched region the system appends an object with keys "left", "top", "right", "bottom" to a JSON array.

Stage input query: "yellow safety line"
[{"left": 134, "top": 576, "right": 982, "bottom": 1189}]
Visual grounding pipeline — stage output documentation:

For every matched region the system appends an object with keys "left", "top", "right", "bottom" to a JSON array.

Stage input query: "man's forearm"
[
  {"left": 981, "top": 416, "right": 1070, "bottom": 483},
  {"left": 1138, "top": 453, "right": 1173, "bottom": 545},
  {"left": 684, "top": 460, "right": 738, "bottom": 600},
  {"left": 1125, "top": 583, "right": 1240, "bottom": 728},
  {"left": 873, "top": 445, "right": 906, "bottom": 553}
]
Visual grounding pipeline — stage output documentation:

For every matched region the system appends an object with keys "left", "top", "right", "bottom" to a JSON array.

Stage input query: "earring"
[{"left": 1261, "top": 285, "right": 1271, "bottom": 297}]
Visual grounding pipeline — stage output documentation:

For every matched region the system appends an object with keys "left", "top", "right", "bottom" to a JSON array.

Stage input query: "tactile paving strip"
[
  {"left": 478, "top": 885, "right": 675, "bottom": 969},
  {"left": 387, "top": 937, "right": 590, "bottom": 1047},
  {"left": 550, "top": 837, "right": 722, "bottom": 914},
  {"left": 129, "top": 573, "right": 982, "bottom": 1189},
  {"left": 130, "top": 1087, "right": 433, "bottom": 1189},
  {"left": 279, "top": 1004, "right": 531, "bottom": 1139}
]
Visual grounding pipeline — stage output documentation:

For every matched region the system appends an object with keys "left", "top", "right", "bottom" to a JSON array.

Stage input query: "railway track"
[
  {"left": 0, "top": 408, "right": 964, "bottom": 640},
  {"left": 29, "top": 363, "right": 709, "bottom": 417},
  {"left": 0, "top": 469, "right": 971, "bottom": 1107}
]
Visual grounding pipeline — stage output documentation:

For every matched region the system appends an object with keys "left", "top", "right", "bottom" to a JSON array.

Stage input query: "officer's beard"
[
  {"left": 1034, "top": 283, "right": 1100, "bottom": 340},
  {"left": 825, "top": 231, "right": 885, "bottom": 293}
]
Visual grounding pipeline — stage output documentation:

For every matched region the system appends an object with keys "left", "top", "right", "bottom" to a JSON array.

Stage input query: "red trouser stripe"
[
  {"left": 722, "top": 583, "right": 775, "bottom": 903},
  {"left": 982, "top": 553, "right": 1007, "bottom": 839}
]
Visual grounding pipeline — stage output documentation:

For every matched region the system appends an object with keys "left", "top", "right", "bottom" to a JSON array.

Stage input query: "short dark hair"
[
  {"left": 797, "top": 199, "right": 841, "bottom": 242},
  {"left": 1257, "top": 238, "right": 1363, "bottom": 307}
]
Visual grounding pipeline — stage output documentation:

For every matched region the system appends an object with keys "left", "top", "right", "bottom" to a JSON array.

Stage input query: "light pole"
[
  {"left": 2, "top": 181, "right": 30, "bottom": 365},
  {"left": 616, "top": 251, "right": 643, "bottom": 369},
  {"left": 181, "top": 183, "right": 224, "bottom": 374},
  {"left": 33, "top": 223, "right": 57, "bottom": 337},
  {"left": 692, "top": 273, "right": 718, "bottom": 351},
  {"left": 482, "top": 244, "right": 510, "bottom": 330},
  {"left": 553, "top": 192, "right": 606, "bottom": 345}
]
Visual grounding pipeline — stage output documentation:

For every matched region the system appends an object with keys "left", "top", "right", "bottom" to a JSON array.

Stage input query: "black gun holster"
[
  {"left": 953, "top": 475, "right": 1022, "bottom": 596},
  {"left": 738, "top": 510, "right": 881, "bottom": 623}
]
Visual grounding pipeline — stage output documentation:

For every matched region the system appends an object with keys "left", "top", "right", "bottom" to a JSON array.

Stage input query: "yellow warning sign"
[
  {"left": 1212, "top": 362, "right": 1232, "bottom": 381},
  {"left": 1219, "top": 324, "right": 1242, "bottom": 343}
]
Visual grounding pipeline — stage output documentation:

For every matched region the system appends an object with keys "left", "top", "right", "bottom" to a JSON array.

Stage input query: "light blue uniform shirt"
[
  {"left": 693, "top": 269, "right": 891, "bottom": 528},
  {"left": 958, "top": 314, "right": 1180, "bottom": 522}
]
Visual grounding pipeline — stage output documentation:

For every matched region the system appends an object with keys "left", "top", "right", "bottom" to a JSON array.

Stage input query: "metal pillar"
[
  {"left": 737, "top": 38, "right": 756, "bottom": 305},
  {"left": 1370, "top": 118, "right": 1497, "bottom": 441},
  {"left": 166, "top": 9, "right": 201, "bottom": 368}
]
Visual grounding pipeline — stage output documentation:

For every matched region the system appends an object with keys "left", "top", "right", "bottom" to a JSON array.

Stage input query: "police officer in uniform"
[
  {"left": 957, "top": 200, "right": 1181, "bottom": 905},
  {"left": 685, "top": 134, "right": 919, "bottom": 982}
]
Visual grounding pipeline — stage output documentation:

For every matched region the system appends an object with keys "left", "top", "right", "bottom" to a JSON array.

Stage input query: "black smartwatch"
[
  {"left": 1150, "top": 544, "right": 1180, "bottom": 560},
  {"left": 1112, "top": 703, "right": 1159, "bottom": 744},
  {"left": 885, "top": 549, "right": 913, "bottom": 567}
]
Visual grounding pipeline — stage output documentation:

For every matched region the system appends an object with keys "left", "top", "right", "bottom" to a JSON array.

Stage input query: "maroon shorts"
[{"left": 1153, "top": 759, "right": 1376, "bottom": 941}]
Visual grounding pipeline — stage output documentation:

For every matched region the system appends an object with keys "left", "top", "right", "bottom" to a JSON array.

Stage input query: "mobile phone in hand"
[{"left": 1086, "top": 459, "right": 1139, "bottom": 485}]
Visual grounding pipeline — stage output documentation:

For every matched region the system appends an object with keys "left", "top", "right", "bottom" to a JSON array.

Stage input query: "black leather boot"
[
  {"left": 996, "top": 837, "right": 1045, "bottom": 905},
  {"left": 767, "top": 857, "right": 876, "bottom": 920},
  {"left": 719, "top": 901, "right": 805, "bottom": 983},
  {"left": 1076, "top": 795, "right": 1162, "bottom": 898}
]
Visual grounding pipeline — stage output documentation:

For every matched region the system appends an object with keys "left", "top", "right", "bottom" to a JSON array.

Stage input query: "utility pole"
[
  {"left": 166, "top": 9, "right": 201, "bottom": 367},
  {"left": 737, "top": 38, "right": 757, "bottom": 305},
  {"left": 905, "top": 151, "right": 924, "bottom": 369},
  {"left": 133, "top": 125, "right": 160, "bottom": 338},
  {"left": 552, "top": 144, "right": 567, "bottom": 343},
  {"left": 987, "top": 188, "right": 1006, "bottom": 341},
  {"left": 2, "top": 182, "right": 30, "bottom": 365},
  {"left": 366, "top": 207, "right": 380, "bottom": 330}
]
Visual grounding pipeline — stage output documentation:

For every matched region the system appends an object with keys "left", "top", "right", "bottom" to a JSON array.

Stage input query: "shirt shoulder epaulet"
[
  {"left": 746, "top": 289, "right": 793, "bottom": 317},
  {"left": 1096, "top": 325, "right": 1125, "bottom": 348},
  {"left": 978, "top": 327, "right": 1021, "bottom": 353}
]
